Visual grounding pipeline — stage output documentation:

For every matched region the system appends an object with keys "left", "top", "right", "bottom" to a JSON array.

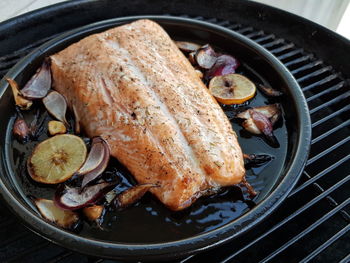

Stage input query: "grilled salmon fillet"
[{"left": 50, "top": 19, "right": 245, "bottom": 211}]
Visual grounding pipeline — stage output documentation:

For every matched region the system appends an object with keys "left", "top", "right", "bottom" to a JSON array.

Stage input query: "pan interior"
[{"left": 2, "top": 19, "right": 297, "bottom": 244}]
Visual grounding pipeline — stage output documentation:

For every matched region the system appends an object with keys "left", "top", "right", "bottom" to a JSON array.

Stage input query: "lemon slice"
[
  {"left": 209, "top": 73, "right": 256, "bottom": 105},
  {"left": 28, "top": 134, "right": 87, "bottom": 184}
]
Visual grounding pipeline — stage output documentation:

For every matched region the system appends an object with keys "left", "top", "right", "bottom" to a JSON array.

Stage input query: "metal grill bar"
[
  {"left": 301, "top": 74, "right": 340, "bottom": 92},
  {"left": 269, "top": 43, "right": 295, "bottom": 54},
  {"left": 260, "top": 38, "right": 285, "bottom": 48},
  {"left": 312, "top": 105, "right": 350, "bottom": 128},
  {"left": 284, "top": 54, "right": 314, "bottom": 67},
  {"left": 290, "top": 156, "right": 350, "bottom": 197},
  {"left": 306, "top": 81, "right": 345, "bottom": 102},
  {"left": 296, "top": 66, "right": 333, "bottom": 82},
  {"left": 307, "top": 136, "right": 350, "bottom": 165},
  {"left": 311, "top": 120, "right": 350, "bottom": 144},
  {"left": 299, "top": 224, "right": 350, "bottom": 263},
  {"left": 253, "top": 34, "right": 275, "bottom": 43},
  {"left": 290, "top": 60, "right": 323, "bottom": 74},
  {"left": 309, "top": 91, "right": 350, "bottom": 114},
  {"left": 339, "top": 253, "right": 350, "bottom": 263},
  {"left": 299, "top": 225, "right": 350, "bottom": 263},
  {"left": 259, "top": 197, "right": 350, "bottom": 263},
  {"left": 276, "top": 48, "right": 304, "bottom": 60},
  {"left": 219, "top": 175, "right": 350, "bottom": 263}
]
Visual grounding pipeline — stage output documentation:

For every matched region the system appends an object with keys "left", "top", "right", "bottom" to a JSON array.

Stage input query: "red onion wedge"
[
  {"left": 34, "top": 198, "right": 79, "bottom": 229},
  {"left": 55, "top": 181, "right": 116, "bottom": 210},
  {"left": 237, "top": 104, "right": 281, "bottom": 146},
  {"left": 114, "top": 183, "right": 159, "bottom": 209},
  {"left": 175, "top": 41, "right": 201, "bottom": 53},
  {"left": 6, "top": 78, "right": 33, "bottom": 110},
  {"left": 258, "top": 84, "right": 283, "bottom": 97},
  {"left": 78, "top": 137, "right": 110, "bottom": 188},
  {"left": 205, "top": 54, "right": 240, "bottom": 80},
  {"left": 195, "top": 44, "right": 217, "bottom": 69},
  {"left": 21, "top": 59, "right": 51, "bottom": 99},
  {"left": 43, "top": 91, "right": 68, "bottom": 125}
]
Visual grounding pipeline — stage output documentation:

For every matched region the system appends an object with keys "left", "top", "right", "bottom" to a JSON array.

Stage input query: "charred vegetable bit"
[
  {"left": 114, "top": 184, "right": 159, "bottom": 209},
  {"left": 78, "top": 137, "right": 111, "bottom": 188},
  {"left": 6, "top": 78, "right": 33, "bottom": 110},
  {"left": 55, "top": 181, "right": 116, "bottom": 210},
  {"left": 34, "top": 198, "right": 80, "bottom": 229},
  {"left": 205, "top": 54, "right": 240, "bottom": 80},
  {"left": 243, "top": 153, "right": 273, "bottom": 167},
  {"left": 236, "top": 104, "right": 281, "bottom": 146},
  {"left": 13, "top": 117, "right": 31, "bottom": 143},
  {"left": 175, "top": 41, "right": 201, "bottom": 53},
  {"left": 195, "top": 44, "right": 217, "bottom": 69},
  {"left": 258, "top": 84, "right": 283, "bottom": 97},
  {"left": 13, "top": 108, "right": 46, "bottom": 143},
  {"left": 43, "top": 91, "right": 68, "bottom": 125},
  {"left": 240, "top": 177, "right": 257, "bottom": 198},
  {"left": 48, "top": 120, "right": 66, "bottom": 135},
  {"left": 21, "top": 59, "right": 51, "bottom": 99},
  {"left": 82, "top": 205, "right": 104, "bottom": 222}
]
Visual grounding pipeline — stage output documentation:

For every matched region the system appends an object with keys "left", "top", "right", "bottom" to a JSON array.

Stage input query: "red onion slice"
[
  {"left": 205, "top": 54, "right": 240, "bottom": 79},
  {"left": 114, "top": 183, "right": 158, "bottom": 209},
  {"left": 80, "top": 137, "right": 110, "bottom": 188},
  {"left": 55, "top": 181, "right": 115, "bottom": 210},
  {"left": 34, "top": 198, "right": 80, "bottom": 229},
  {"left": 21, "top": 59, "right": 51, "bottom": 99},
  {"left": 43, "top": 91, "right": 68, "bottom": 125},
  {"left": 78, "top": 137, "right": 106, "bottom": 175}
]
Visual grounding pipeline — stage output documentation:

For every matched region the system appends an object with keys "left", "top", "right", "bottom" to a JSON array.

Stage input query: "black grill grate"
[{"left": 0, "top": 14, "right": 349, "bottom": 263}]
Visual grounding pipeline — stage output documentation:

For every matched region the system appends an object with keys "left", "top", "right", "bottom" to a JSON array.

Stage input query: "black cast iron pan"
[{"left": 0, "top": 16, "right": 311, "bottom": 260}]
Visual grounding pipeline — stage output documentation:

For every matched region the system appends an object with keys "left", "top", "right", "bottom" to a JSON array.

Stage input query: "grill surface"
[{"left": 0, "top": 0, "right": 349, "bottom": 262}]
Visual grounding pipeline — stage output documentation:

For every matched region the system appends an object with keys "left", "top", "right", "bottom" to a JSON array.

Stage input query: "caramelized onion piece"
[
  {"left": 43, "top": 91, "right": 68, "bottom": 125},
  {"left": 34, "top": 198, "right": 79, "bottom": 229},
  {"left": 195, "top": 44, "right": 217, "bottom": 69},
  {"left": 175, "top": 41, "right": 201, "bottom": 53},
  {"left": 205, "top": 54, "right": 240, "bottom": 80},
  {"left": 80, "top": 137, "right": 110, "bottom": 188},
  {"left": 258, "top": 84, "right": 283, "bottom": 97},
  {"left": 6, "top": 78, "right": 33, "bottom": 110},
  {"left": 115, "top": 184, "right": 158, "bottom": 209},
  {"left": 21, "top": 59, "right": 51, "bottom": 99},
  {"left": 55, "top": 181, "right": 115, "bottom": 210},
  {"left": 83, "top": 205, "right": 104, "bottom": 222},
  {"left": 237, "top": 104, "right": 281, "bottom": 145}
]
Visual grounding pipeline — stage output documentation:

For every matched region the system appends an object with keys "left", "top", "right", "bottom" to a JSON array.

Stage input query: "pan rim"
[{"left": 0, "top": 15, "right": 311, "bottom": 260}]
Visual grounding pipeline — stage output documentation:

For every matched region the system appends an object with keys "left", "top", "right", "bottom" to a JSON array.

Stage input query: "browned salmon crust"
[{"left": 50, "top": 19, "right": 245, "bottom": 211}]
